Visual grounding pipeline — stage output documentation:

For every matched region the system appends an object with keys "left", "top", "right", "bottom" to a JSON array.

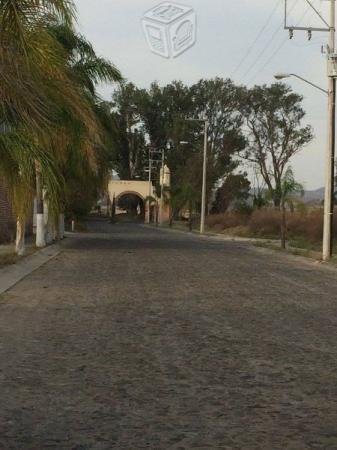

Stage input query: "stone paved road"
[{"left": 1, "top": 220, "right": 337, "bottom": 449}]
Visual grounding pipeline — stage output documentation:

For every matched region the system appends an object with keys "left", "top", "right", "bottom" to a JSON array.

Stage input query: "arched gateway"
[
  {"left": 109, "top": 180, "right": 153, "bottom": 203},
  {"left": 108, "top": 175, "right": 171, "bottom": 224}
]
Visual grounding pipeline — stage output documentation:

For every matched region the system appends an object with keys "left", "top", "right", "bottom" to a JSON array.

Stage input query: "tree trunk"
[
  {"left": 51, "top": 216, "right": 58, "bottom": 241},
  {"left": 281, "top": 202, "right": 287, "bottom": 249},
  {"left": 15, "top": 216, "right": 26, "bottom": 256},
  {"left": 169, "top": 210, "right": 174, "bottom": 228},
  {"left": 58, "top": 213, "right": 65, "bottom": 239},
  {"left": 46, "top": 213, "right": 55, "bottom": 244},
  {"left": 274, "top": 197, "right": 281, "bottom": 209},
  {"left": 110, "top": 195, "right": 116, "bottom": 223},
  {"left": 188, "top": 202, "right": 193, "bottom": 232},
  {"left": 35, "top": 161, "right": 46, "bottom": 248}
]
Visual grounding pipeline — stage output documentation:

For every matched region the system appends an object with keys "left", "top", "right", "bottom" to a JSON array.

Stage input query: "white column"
[
  {"left": 36, "top": 213, "right": 46, "bottom": 247},
  {"left": 15, "top": 217, "right": 26, "bottom": 256}
]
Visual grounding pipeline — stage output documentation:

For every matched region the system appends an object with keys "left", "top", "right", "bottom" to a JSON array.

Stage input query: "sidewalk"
[{"left": 0, "top": 242, "right": 61, "bottom": 295}]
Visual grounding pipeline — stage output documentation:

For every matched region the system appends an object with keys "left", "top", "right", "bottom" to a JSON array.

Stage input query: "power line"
[
  {"left": 239, "top": 0, "right": 300, "bottom": 83},
  {"left": 230, "top": 0, "right": 282, "bottom": 79},
  {"left": 248, "top": 40, "right": 288, "bottom": 84},
  {"left": 247, "top": 0, "right": 316, "bottom": 85}
]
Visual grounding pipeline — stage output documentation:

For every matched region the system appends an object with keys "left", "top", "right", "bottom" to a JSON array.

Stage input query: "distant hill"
[
  {"left": 249, "top": 187, "right": 325, "bottom": 205},
  {"left": 303, "top": 187, "right": 325, "bottom": 203}
]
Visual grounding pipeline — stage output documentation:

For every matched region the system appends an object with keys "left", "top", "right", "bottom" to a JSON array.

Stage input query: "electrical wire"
[
  {"left": 239, "top": 0, "right": 300, "bottom": 83},
  {"left": 247, "top": 0, "right": 318, "bottom": 85},
  {"left": 230, "top": 0, "right": 283, "bottom": 79}
]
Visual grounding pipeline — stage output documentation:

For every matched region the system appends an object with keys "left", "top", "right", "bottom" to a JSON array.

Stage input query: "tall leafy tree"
[
  {"left": 241, "top": 83, "right": 313, "bottom": 208},
  {"left": 212, "top": 173, "right": 251, "bottom": 214},
  {"left": 112, "top": 83, "right": 147, "bottom": 179},
  {"left": 174, "top": 78, "right": 247, "bottom": 212}
]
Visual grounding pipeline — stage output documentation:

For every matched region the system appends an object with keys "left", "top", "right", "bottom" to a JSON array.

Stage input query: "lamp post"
[
  {"left": 274, "top": 73, "right": 328, "bottom": 95},
  {"left": 279, "top": 0, "right": 336, "bottom": 261},
  {"left": 274, "top": 71, "right": 334, "bottom": 261},
  {"left": 184, "top": 118, "right": 209, "bottom": 234},
  {"left": 147, "top": 147, "right": 165, "bottom": 225},
  {"left": 147, "top": 150, "right": 152, "bottom": 224}
]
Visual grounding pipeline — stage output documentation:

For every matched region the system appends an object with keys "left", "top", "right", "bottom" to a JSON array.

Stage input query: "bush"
[
  {"left": 248, "top": 209, "right": 281, "bottom": 237},
  {"left": 206, "top": 211, "right": 249, "bottom": 229},
  {"left": 206, "top": 207, "right": 331, "bottom": 244},
  {"left": 287, "top": 209, "right": 323, "bottom": 242}
]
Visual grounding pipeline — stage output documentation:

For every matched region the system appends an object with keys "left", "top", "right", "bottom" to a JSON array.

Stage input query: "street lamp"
[
  {"left": 274, "top": 73, "right": 328, "bottom": 95},
  {"left": 183, "top": 118, "right": 209, "bottom": 234},
  {"left": 274, "top": 71, "right": 334, "bottom": 261},
  {"left": 147, "top": 147, "right": 163, "bottom": 224}
]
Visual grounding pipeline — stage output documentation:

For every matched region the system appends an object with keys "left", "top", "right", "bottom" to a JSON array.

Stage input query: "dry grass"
[
  {"left": 206, "top": 207, "right": 332, "bottom": 246},
  {"left": 0, "top": 253, "right": 17, "bottom": 267},
  {"left": 248, "top": 210, "right": 282, "bottom": 238},
  {"left": 206, "top": 211, "right": 250, "bottom": 230}
]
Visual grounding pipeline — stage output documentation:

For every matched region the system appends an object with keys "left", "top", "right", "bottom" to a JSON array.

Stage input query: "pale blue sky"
[{"left": 76, "top": 0, "right": 331, "bottom": 189}]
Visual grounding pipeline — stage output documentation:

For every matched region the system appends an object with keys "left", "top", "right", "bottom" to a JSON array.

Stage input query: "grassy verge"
[
  {"left": 254, "top": 240, "right": 321, "bottom": 260},
  {"left": 0, "top": 241, "right": 51, "bottom": 269},
  {"left": 166, "top": 220, "right": 328, "bottom": 263},
  {"left": 0, "top": 253, "right": 18, "bottom": 267}
]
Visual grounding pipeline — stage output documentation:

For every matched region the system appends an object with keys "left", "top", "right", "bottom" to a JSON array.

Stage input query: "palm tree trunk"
[
  {"left": 281, "top": 202, "right": 287, "bottom": 249},
  {"left": 15, "top": 216, "right": 26, "bottom": 256},
  {"left": 58, "top": 213, "right": 65, "bottom": 239},
  {"left": 35, "top": 161, "right": 46, "bottom": 248},
  {"left": 45, "top": 207, "right": 55, "bottom": 244}
]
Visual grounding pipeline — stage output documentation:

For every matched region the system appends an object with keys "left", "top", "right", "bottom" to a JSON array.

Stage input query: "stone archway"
[
  {"left": 115, "top": 191, "right": 145, "bottom": 221},
  {"left": 108, "top": 180, "right": 155, "bottom": 223},
  {"left": 108, "top": 176, "right": 171, "bottom": 225}
]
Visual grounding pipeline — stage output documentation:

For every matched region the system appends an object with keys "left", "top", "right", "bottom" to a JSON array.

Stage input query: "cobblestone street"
[{"left": 1, "top": 220, "right": 337, "bottom": 449}]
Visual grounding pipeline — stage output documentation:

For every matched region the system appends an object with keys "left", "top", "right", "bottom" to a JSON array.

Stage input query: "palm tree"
[
  {"left": 0, "top": 0, "right": 76, "bottom": 129},
  {"left": 1, "top": 0, "right": 77, "bottom": 252},
  {"left": 279, "top": 167, "right": 304, "bottom": 249},
  {"left": 49, "top": 24, "right": 122, "bottom": 227},
  {"left": 0, "top": 129, "right": 62, "bottom": 254},
  {"left": 0, "top": 2, "right": 122, "bottom": 253},
  {"left": 167, "top": 184, "right": 199, "bottom": 231}
]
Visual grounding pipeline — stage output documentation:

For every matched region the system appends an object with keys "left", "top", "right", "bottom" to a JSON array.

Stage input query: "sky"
[{"left": 75, "top": 0, "right": 332, "bottom": 190}]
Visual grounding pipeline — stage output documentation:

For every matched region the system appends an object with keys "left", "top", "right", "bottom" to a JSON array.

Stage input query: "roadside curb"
[
  {"left": 140, "top": 223, "right": 259, "bottom": 243},
  {"left": 141, "top": 224, "right": 337, "bottom": 272},
  {"left": 0, "top": 244, "right": 61, "bottom": 295}
]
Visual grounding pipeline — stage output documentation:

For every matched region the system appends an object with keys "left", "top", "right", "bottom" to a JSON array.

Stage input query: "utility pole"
[
  {"left": 184, "top": 118, "right": 209, "bottom": 234},
  {"left": 159, "top": 148, "right": 165, "bottom": 225},
  {"left": 323, "top": 0, "right": 336, "bottom": 260},
  {"left": 147, "top": 148, "right": 152, "bottom": 224},
  {"left": 200, "top": 120, "right": 208, "bottom": 234},
  {"left": 284, "top": 0, "right": 336, "bottom": 260},
  {"left": 147, "top": 147, "right": 164, "bottom": 224}
]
